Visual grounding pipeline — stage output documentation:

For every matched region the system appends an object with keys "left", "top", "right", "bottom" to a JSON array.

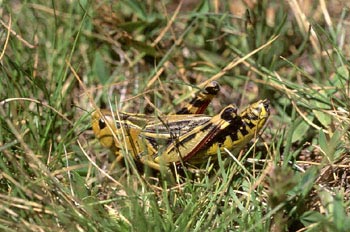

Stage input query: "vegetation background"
[{"left": 1, "top": 0, "right": 350, "bottom": 231}]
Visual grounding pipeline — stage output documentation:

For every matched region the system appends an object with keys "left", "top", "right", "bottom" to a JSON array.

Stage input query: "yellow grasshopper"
[{"left": 91, "top": 82, "right": 269, "bottom": 170}]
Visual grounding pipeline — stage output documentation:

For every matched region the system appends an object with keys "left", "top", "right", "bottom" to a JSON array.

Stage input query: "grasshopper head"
[
  {"left": 241, "top": 99, "right": 270, "bottom": 131},
  {"left": 91, "top": 110, "right": 118, "bottom": 148},
  {"left": 251, "top": 99, "right": 269, "bottom": 119}
]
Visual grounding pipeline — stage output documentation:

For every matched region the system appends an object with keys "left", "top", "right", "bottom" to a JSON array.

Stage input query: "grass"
[{"left": 1, "top": 0, "right": 350, "bottom": 231}]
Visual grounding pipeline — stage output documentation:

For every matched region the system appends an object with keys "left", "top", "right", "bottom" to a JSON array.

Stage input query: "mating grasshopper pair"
[{"left": 91, "top": 82, "right": 270, "bottom": 170}]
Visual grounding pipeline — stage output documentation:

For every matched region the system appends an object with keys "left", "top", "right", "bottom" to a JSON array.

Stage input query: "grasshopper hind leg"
[{"left": 176, "top": 81, "right": 220, "bottom": 114}]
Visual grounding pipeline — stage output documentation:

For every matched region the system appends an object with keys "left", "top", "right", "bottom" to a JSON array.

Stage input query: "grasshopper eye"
[
  {"left": 252, "top": 99, "right": 270, "bottom": 119},
  {"left": 99, "top": 118, "right": 106, "bottom": 129},
  {"left": 263, "top": 99, "right": 270, "bottom": 112}
]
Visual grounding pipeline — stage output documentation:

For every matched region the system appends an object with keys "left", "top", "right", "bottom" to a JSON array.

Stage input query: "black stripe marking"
[
  {"left": 211, "top": 117, "right": 242, "bottom": 145},
  {"left": 239, "top": 124, "right": 249, "bottom": 136},
  {"left": 144, "top": 136, "right": 158, "bottom": 150},
  {"left": 229, "top": 132, "right": 238, "bottom": 143},
  {"left": 247, "top": 114, "right": 259, "bottom": 121},
  {"left": 245, "top": 120, "right": 257, "bottom": 130},
  {"left": 192, "top": 98, "right": 206, "bottom": 107}
]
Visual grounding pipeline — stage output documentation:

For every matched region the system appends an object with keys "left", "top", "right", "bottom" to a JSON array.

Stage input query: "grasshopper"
[{"left": 91, "top": 82, "right": 270, "bottom": 170}]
